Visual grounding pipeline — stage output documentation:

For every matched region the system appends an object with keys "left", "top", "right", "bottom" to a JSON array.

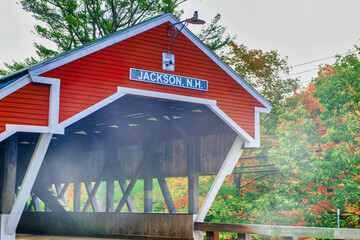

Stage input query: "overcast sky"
[{"left": 1, "top": 0, "right": 360, "bottom": 84}]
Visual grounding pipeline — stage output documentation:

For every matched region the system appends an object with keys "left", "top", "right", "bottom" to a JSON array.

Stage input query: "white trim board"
[
  {"left": 55, "top": 91, "right": 126, "bottom": 132},
  {"left": 29, "top": 74, "right": 61, "bottom": 132},
  {"left": 0, "top": 75, "right": 31, "bottom": 100}
]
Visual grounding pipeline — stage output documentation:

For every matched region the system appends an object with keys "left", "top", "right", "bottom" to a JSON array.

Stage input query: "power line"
[
  {"left": 280, "top": 50, "right": 359, "bottom": 79},
  {"left": 280, "top": 68, "right": 319, "bottom": 78},
  {"left": 290, "top": 50, "right": 358, "bottom": 68}
]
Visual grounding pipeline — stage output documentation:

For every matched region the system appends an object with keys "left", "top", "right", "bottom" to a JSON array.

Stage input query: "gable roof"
[
  {"left": 0, "top": 13, "right": 271, "bottom": 109},
  {"left": 0, "top": 13, "right": 272, "bottom": 148}
]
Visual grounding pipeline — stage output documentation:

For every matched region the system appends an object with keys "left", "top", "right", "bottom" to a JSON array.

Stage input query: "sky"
[{"left": 1, "top": 0, "right": 360, "bottom": 85}]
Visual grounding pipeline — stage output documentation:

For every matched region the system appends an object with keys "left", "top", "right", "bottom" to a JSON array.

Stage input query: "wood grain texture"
[
  {"left": 40, "top": 132, "right": 237, "bottom": 183},
  {"left": 18, "top": 212, "right": 194, "bottom": 239},
  {"left": 0, "top": 83, "right": 50, "bottom": 133},
  {"left": 40, "top": 22, "right": 265, "bottom": 138}
]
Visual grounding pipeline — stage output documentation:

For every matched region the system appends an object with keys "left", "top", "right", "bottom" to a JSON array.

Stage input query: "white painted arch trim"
[
  {"left": 55, "top": 91, "right": 126, "bottom": 133},
  {"left": 0, "top": 85, "right": 265, "bottom": 148},
  {"left": 117, "top": 87, "right": 217, "bottom": 106},
  {"left": 117, "top": 87, "right": 262, "bottom": 148}
]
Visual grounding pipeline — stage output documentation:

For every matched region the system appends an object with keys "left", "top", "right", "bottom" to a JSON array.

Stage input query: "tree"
[
  {"left": 0, "top": 0, "right": 182, "bottom": 76},
  {"left": 203, "top": 46, "right": 360, "bottom": 229},
  {"left": 21, "top": 0, "right": 183, "bottom": 52},
  {"left": 264, "top": 48, "right": 360, "bottom": 228},
  {"left": 1, "top": 1, "right": 234, "bottom": 76},
  {"left": 197, "top": 13, "right": 235, "bottom": 52},
  {"left": 221, "top": 42, "right": 299, "bottom": 107}
]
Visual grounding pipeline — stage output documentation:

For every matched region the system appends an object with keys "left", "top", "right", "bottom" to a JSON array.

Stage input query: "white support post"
[
  {"left": 0, "top": 215, "right": 11, "bottom": 240},
  {"left": 3, "top": 133, "right": 53, "bottom": 237},
  {"left": 195, "top": 136, "right": 244, "bottom": 222}
]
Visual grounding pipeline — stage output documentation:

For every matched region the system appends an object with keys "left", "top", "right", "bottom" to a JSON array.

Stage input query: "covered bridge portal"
[{"left": 0, "top": 13, "right": 271, "bottom": 240}]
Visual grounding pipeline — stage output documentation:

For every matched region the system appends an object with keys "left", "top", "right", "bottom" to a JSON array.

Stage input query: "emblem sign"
[
  {"left": 130, "top": 68, "right": 208, "bottom": 91},
  {"left": 162, "top": 53, "right": 175, "bottom": 71}
]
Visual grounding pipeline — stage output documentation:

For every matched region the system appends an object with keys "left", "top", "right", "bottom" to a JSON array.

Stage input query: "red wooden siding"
[
  {"left": 41, "top": 22, "right": 265, "bottom": 138},
  {"left": 0, "top": 83, "right": 50, "bottom": 132}
]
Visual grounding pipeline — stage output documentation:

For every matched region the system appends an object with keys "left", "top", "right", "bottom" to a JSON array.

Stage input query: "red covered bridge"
[{"left": 0, "top": 13, "right": 271, "bottom": 240}]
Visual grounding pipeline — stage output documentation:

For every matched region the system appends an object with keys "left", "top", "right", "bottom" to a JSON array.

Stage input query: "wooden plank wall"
[
  {"left": 38, "top": 131, "right": 237, "bottom": 183},
  {"left": 17, "top": 212, "right": 194, "bottom": 239},
  {"left": 41, "top": 22, "right": 264, "bottom": 138},
  {"left": 0, "top": 83, "right": 50, "bottom": 133}
]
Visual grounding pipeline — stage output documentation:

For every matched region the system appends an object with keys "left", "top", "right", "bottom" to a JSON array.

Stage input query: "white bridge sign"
[{"left": 129, "top": 68, "right": 208, "bottom": 92}]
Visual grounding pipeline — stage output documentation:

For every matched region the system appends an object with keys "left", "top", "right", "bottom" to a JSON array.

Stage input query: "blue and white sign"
[
  {"left": 130, "top": 68, "right": 208, "bottom": 92},
  {"left": 162, "top": 53, "right": 175, "bottom": 71}
]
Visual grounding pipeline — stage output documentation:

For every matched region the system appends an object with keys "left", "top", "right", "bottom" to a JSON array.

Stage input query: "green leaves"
[
  {"left": 197, "top": 14, "right": 235, "bottom": 52},
  {"left": 221, "top": 42, "right": 300, "bottom": 107},
  {"left": 1, "top": 0, "right": 187, "bottom": 76}
]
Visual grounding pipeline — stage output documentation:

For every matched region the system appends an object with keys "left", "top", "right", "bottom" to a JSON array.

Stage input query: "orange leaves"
[
  {"left": 317, "top": 64, "right": 337, "bottom": 77},
  {"left": 353, "top": 175, "right": 360, "bottom": 180}
]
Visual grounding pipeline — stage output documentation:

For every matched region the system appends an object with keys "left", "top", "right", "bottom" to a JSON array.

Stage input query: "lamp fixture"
[{"left": 167, "top": 11, "right": 205, "bottom": 53}]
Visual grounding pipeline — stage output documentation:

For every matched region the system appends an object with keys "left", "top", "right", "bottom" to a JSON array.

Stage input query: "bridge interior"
[{"left": 1, "top": 95, "right": 238, "bottom": 239}]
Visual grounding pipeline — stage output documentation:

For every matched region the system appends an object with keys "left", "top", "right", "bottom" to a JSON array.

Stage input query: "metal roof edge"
[{"left": 29, "top": 13, "right": 174, "bottom": 76}]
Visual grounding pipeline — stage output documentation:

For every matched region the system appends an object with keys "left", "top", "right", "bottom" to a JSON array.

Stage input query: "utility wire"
[
  {"left": 280, "top": 68, "right": 319, "bottom": 78},
  {"left": 280, "top": 50, "right": 358, "bottom": 79},
  {"left": 290, "top": 50, "right": 357, "bottom": 68}
]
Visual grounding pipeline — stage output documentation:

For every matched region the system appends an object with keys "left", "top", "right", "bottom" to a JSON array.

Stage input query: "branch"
[{"left": 132, "top": 0, "right": 155, "bottom": 26}]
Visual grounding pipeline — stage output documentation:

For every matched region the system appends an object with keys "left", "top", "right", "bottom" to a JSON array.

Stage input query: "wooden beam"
[
  {"left": 144, "top": 173, "right": 153, "bottom": 213},
  {"left": 195, "top": 136, "right": 243, "bottom": 222},
  {"left": 58, "top": 183, "right": 69, "bottom": 200},
  {"left": 2, "top": 134, "right": 18, "bottom": 214},
  {"left": 118, "top": 179, "right": 136, "bottom": 212},
  {"left": 5, "top": 133, "right": 53, "bottom": 236},
  {"left": 27, "top": 193, "right": 40, "bottom": 211},
  {"left": 82, "top": 172, "right": 104, "bottom": 212},
  {"left": 157, "top": 177, "right": 176, "bottom": 213},
  {"left": 206, "top": 231, "right": 219, "bottom": 240},
  {"left": 106, "top": 180, "right": 114, "bottom": 212},
  {"left": 55, "top": 183, "right": 68, "bottom": 203},
  {"left": 32, "top": 184, "right": 79, "bottom": 234},
  {"left": 115, "top": 141, "right": 158, "bottom": 213},
  {"left": 73, "top": 181, "right": 81, "bottom": 212},
  {"left": 145, "top": 134, "right": 176, "bottom": 213},
  {"left": 115, "top": 166, "right": 144, "bottom": 213},
  {"left": 188, "top": 137, "right": 200, "bottom": 214},
  {"left": 84, "top": 181, "right": 100, "bottom": 212},
  {"left": 237, "top": 233, "right": 246, "bottom": 240}
]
